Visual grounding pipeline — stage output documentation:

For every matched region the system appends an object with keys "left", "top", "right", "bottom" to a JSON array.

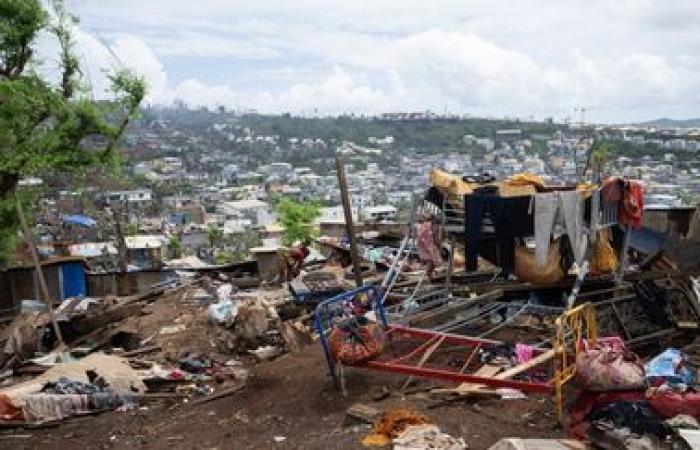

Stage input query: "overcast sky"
[{"left": 50, "top": 0, "right": 700, "bottom": 122}]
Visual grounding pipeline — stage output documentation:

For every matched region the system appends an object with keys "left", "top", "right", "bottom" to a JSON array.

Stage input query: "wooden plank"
[
  {"left": 432, "top": 364, "right": 503, "bottom": 396},
  {"left": 494, "top": 349, "right": 555, "bottom": 380},
  {"left": 346, "top": 403, "right": 381, "bottom": 423}
]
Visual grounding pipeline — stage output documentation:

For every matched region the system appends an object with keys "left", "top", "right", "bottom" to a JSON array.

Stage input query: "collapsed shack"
[
  {"left": 0, "top": 272, "right": 316, "bottom": 427},
  {"left": 309, "top": 169, "right": 700, "bottom": 447},
  {"left": 377, "top": 169, "right": 700, "bottom": 353}
]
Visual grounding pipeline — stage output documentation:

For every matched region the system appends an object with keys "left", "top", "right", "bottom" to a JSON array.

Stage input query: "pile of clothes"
[{"left": 570, "top": 342, "right": 699, "bottom": 448}]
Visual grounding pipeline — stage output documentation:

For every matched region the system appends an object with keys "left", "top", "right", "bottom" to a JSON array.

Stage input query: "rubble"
[{"left": 1, "top": 171, "right": 700, "bottom": 449}]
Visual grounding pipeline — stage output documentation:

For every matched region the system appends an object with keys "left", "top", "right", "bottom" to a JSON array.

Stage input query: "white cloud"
[{"left": 51, "top": 0, "right": 700, "bottom": 121}]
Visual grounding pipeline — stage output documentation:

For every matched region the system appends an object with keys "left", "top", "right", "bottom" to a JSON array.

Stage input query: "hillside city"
[
  {"left": 7, "top": 1, "right": 700, "bottom": 448},
  {"left": 28, "top": 107, "right": 700, "bottom": 269}
]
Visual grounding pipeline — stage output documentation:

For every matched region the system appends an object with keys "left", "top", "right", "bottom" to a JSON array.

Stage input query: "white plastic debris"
[
  {"left": 393, "top": 424, "right": 467, "bottom": 450},
  {"left": 216, "top": 284, "right": 233, "bottom": 302},
  {"left": 159, "top": 324, "right": 186, "bottom": 335},
  {"left": 208, "top": 300, "right": 238, "bottom": 325},
  {"left": 248, "top": 345, "right": 283, "bottom": 361}
]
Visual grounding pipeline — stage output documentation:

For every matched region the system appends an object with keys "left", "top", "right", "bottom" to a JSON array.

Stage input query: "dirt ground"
[{"left": 0, "top": 343, "right": 564, "bottom": 450}]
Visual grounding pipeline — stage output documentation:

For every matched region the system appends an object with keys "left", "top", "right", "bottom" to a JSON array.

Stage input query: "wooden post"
[
  {"left": 110, "top": 204, "right": 128, "bottom": 273},
  {"left": 15, "top": 196, "right": 65, "bottom": 348},
  {"left": 335, "top": 153, "right": 363, "bottom": 287}
]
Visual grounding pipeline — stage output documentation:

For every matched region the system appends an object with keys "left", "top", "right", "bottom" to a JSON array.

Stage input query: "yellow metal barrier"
[{"left": 552, "top": 302, "right": 598, "bottom": 423}]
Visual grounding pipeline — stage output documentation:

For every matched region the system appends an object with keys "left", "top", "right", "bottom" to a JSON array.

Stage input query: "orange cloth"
[{"left": 363, "top": 408, "right": 431, "bottom": 447}]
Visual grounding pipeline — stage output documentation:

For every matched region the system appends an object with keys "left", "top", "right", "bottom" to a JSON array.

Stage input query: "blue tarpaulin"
[
  {"left": 60, "top": 262, "right": 87, "bottom": 300},
  {"left": 63, "top": 214, "right": 97, "bottom": 228}
]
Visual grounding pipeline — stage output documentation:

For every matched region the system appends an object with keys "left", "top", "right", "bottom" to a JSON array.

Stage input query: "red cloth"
[
  {"left": 290, "top": 246, "right": 309, "bottom": 264},
  {"left": 601, "top": 177, "right": 624, "bottom": 204},
  {"left": 618, "top": 181, "right": 644, "bottom": 228},
  {"left": 648, "top": 391, "right": 700, "bottom": 418}
]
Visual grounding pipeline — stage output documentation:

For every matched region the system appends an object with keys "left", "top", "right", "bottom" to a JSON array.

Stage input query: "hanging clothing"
[
  {"left": 534, "top": 192, "right": 558, "bottom": 267},
  {"left": 465, "top": 194, "right": 533, "bottom": 272},
  {"left": 560, "top": 190, "right": 587, "bottom": 266},
  {"left": 416, "top": 221, "right": 442, "bottom": 266},
  {"left": 533, "top": 191, "right": 587, "bottom": 268},
  {"left": 619, "top": 180, "right": 644, "bottom": 229}
]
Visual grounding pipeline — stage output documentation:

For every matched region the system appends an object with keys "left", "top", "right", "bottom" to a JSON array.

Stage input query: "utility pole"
[
  {"left": 335, "top": 153, "right": 363, "bottom": 287},
  {"left": 15, "top": 196, "right": 65, "bottom": 348},
  {"left": 110, "top": 203, "right": 128, "bottom": 273}
]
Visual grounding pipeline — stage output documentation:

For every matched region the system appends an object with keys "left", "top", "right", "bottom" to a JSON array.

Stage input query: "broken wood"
[
  {"left": 494, "top": 349, "right": 556, "bottom": 380},
  {"left": 431, "top": 364, "right": 503, "bottom": 397},
  {"left": 346, "top": 403, "right": 381, "bottom": 423},
  {"left": 191, "top": 384, "right": 244, "bottom": 405},
  {"left": 122, "top": 346, "right": 161, "bottom": 358}
]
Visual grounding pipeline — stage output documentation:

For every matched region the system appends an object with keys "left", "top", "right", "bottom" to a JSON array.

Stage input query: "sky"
[{"left": 37, "top": 0, "right": 700, "bottom": 122}]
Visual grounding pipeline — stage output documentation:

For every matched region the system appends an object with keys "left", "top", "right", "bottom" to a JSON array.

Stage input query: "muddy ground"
[{"left": 0, "top": 344, "right": 564, "bottom": 450}]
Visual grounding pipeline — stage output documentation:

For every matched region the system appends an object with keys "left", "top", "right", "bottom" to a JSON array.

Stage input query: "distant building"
[
  {"left": 361, "top": 205, "right": 397, "bottom": 222},
  {"left": 101, "top": 189, "right": 153, "bottom": 207},
  {"left": 216, "top": 199, "right": 272, "bottom": 228}
]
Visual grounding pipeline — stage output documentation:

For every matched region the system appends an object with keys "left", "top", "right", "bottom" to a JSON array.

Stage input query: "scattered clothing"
[
  {"left": 665, "top": 414, "right": 700, "bottom": 430},
  {"left": 587, "top": 422, "right": 661, "bottom": 450},
  {"left": 515, "top": 343, "right": 535, "bottom": 364},
  {"left": 393, "top": 424, "right": 467, "bottom": 450},
  {"left": 569, "top": 390, "right": 647, "bottom": 439},
  {"left": 465, "top": 194, "right": 533, "bottom": 272},
  {"left": 41, "top": 376, "right": 111, "bottom": 395},
  {"left": 647, "top": 391, "right": 700, "bottom": 419},
  {"left": 416, "top": 221, "right": 442, "bottom": 266},
  {"left": 587, "top": 401, "right": 670, "bottom": 438},
  {"left": 619, "top": 180, "right": 644, "bottom": 229},
  {"left": 645, "top": 348, "right": 695, "bottom": 386},
  {"left": 362, "top": 407, "right": 431, "bottom": 447}
]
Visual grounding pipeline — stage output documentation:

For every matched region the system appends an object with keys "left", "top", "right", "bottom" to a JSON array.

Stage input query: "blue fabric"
[
  {"left": 61, "top": 262, "right": 87, "bottom": 300},
  {"left": 62, "top": 214, "right": 96, "bottom": 228},
  {"left": 645, "top": 348, "right": 695, "bottom": 385}
]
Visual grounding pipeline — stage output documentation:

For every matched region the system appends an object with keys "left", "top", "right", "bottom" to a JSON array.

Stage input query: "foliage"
[
  {"left": 126, "top": 222, "right": 138, "bottom": 236},
  {"left": 0, "top": 0, "right": 145, "bottom": 265},
  {"left": 274, "top": 197, "right": 321, "bottom": 246},
  {"left": 590, "top": 142, "right": 613, "bottom": 180},
  {"left": 206, "top": 223, "right": 223, "bottom": 248},
  {"left": 214, "top": 250, "right": 240, "bottom": 265},
  {"left": 168, "top": 235, "right": 182, "bottom": 259}
]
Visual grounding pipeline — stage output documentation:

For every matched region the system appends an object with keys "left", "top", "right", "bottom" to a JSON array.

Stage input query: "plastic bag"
[
  {"left": 575, "top": 341, "right": 646, "bottom": 391},
  {"left": 645, "top": 348, "right": 695, "bottom": 385},
  {"left": 208, "top": 300, "right": 237, "bottom": 325},
  {"left": 216, "top": 284, "right": 233, "bottom": 303},
  {"left": 514, "top": 241, "right": 564, "bottom": 286}
]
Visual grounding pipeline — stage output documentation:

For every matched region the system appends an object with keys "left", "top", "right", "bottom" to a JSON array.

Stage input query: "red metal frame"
[{"left": 356, "top": 324, "right": 554, "bottom": 394}]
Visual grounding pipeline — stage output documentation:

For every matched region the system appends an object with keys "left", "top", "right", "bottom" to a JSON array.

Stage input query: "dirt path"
[{"left": 1, "top": 346, "right": 564, "bottom": 450}]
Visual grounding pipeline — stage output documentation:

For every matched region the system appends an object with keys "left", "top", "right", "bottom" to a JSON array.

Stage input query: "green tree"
[
  {"left": 589, "top": 142, "right": 613, "bottom": 182},
  {"left": 207, "top": 223, "right": 223, "bottom": 248},
  {"left": 274, "top": 197, "right": 321, "bottom": 246},
  {"left": 168, "top": 236, "right": 183, "bottom": 259},
  {"left": 0, "top": 0, "right": 145, "bottom": 265}
]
